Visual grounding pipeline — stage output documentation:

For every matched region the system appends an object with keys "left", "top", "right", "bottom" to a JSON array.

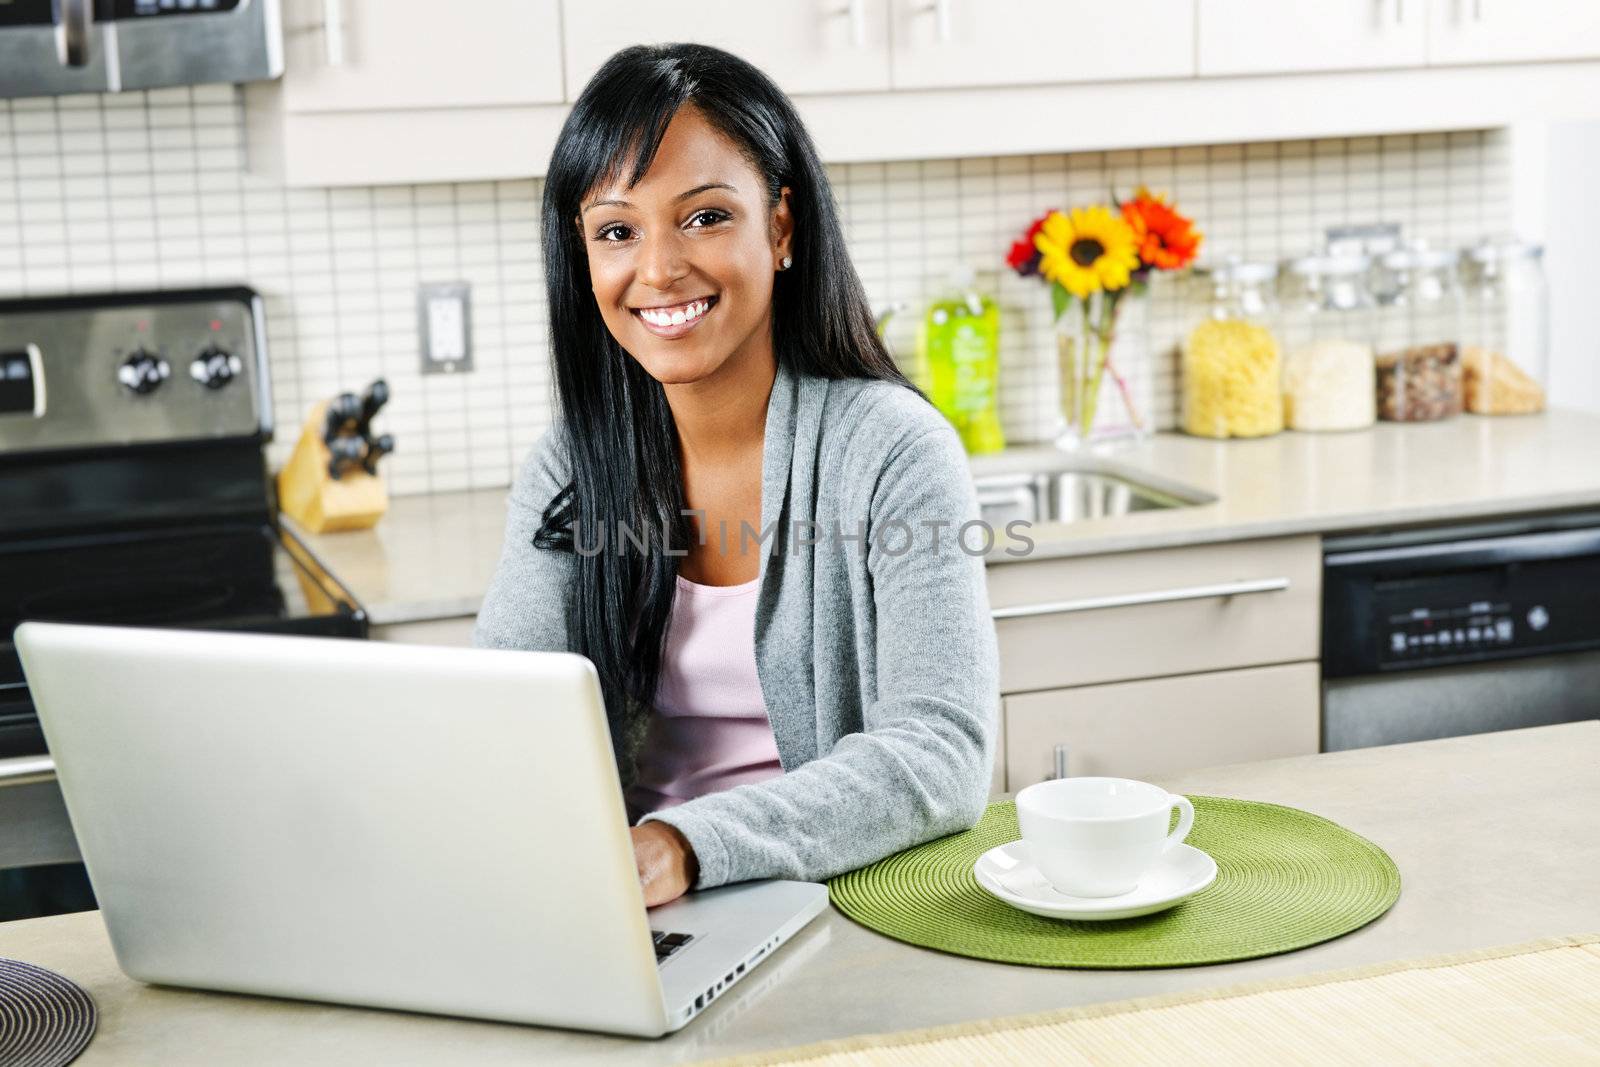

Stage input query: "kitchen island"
[{"left": 3, "top": 721, "right": 1596, "bottom": 1066}]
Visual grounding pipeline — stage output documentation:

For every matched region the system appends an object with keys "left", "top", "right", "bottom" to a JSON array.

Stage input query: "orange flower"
[{"left": 1120, "top": 186, "right": 1202, "bottom": 271}]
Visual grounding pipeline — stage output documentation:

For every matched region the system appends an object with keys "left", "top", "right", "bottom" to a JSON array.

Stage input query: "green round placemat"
[{"left": 827, "top": 796, "right": 1400, "bottom": 969}]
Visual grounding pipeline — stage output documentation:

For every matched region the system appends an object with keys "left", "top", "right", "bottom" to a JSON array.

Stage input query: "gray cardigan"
[{"left": 470, "top": 357, "right": 1000, "bottom": 889}]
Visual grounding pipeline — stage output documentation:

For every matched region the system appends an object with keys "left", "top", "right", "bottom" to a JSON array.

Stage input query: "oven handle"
[
  {"left": 991, "top": 577, "right": 1291, "bottom": 620},
  {"left": 54, "top": 0, "right": 94, "bottom": 68},
  {"left": 0, "top": 755, "right": 56, "bottom": 785}
]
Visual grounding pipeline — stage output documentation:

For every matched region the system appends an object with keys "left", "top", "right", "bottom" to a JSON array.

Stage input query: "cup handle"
[{"left": 1162, "top": 795, "right": 1195, "bottom": 853}]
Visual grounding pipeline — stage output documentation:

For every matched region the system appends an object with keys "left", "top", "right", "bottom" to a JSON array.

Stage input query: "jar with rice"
[
  {"left": 1280, "top": 253, "right": 1377, "bottom": 432},
  {"left": 1181, "top": 260, "right": 1283, "bottom": 439}
]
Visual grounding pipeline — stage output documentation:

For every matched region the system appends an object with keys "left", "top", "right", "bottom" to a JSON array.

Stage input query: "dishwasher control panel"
[{"left": 1323, "top": 523, "right": 1600, "bottom": 677}]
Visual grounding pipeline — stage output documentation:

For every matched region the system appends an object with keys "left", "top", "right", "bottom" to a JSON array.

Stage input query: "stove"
[{"left": 0, "top": 286, "right": 367, "bottom": 920}]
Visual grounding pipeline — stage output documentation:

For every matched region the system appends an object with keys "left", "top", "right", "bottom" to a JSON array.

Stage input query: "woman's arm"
[
  {"left": 471, "top": 423, "right": 577, "bottom": 654},
  {"left": 638, "top": 419, "right": 999, "bottom": 888}
]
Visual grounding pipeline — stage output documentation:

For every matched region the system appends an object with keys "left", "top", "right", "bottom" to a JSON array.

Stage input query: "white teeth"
[{"left": 639, "top": 298, "right": 710, "bottom": 327}]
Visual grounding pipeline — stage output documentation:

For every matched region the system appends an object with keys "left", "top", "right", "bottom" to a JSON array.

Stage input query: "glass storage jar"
[
  {"left": 1374, "top": 243, "right": 1464, "bottom": 422},
  {"left": 1460, "top": 238, "right": 1548, "bottom": 415},
  {"left": 1280, "top": 254, "right": 1377, "bottom": 432},
  {"left": 1181, "top": 260, "right": 1283, "bottom": 439}
]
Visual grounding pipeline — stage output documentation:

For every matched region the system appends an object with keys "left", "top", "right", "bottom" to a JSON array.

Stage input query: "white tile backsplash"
[{"left": 1, "top": 86, "right": 1509, "bottom": 495}]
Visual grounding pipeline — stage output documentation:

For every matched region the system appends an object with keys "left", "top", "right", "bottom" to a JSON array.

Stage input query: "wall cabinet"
[
  {"left": 889, "top": 0, "right": 1192, "bottom": 91},
  {"left": 562, "top": 0, "right": 893, "bottom": 100},
  {"left": 1427, "top": 0, "right": 1600, "bottom": 65},
  {"left": 243, "top": 0, "right": 1600, "bottom": 186},
  {"left": 1197, "top": 0, "right": 1427, "bottom": 76}
]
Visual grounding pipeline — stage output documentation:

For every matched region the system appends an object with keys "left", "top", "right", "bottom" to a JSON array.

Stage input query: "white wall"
[
  {"left": 0, "top": 87, "right": 1513, "bottom": 494},
  {"left": 1544, "top": 121, "right": 1600, "bottom": 415}
]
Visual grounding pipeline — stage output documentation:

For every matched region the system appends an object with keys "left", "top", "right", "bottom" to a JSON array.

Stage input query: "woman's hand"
[{"left": 630, "top": 822, "right": 699, "bottom": 907}]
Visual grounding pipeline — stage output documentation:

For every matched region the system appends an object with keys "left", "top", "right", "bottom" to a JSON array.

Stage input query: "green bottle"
[{"left": 917, "top": 265, "right": 1006, "bottom": 454}]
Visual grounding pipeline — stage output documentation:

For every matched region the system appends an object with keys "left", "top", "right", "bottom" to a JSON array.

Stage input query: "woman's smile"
[{"left": 631, "top": 294, "right": 720, "bottom": 339}]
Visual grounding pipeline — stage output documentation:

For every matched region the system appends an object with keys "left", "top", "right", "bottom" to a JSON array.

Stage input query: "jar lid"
[
  {"left": 1464, "top": 238, "right": 1544, "bottom": 263},
  {"left": 1380, "top": 246, "right": 1458, "bottom": 270},
  {"left": 1285, "top": 253, "right": 1372, "bottom": 277},
  {"left": 1201, "top": 258, "right": 1278, "bottom": 283}
]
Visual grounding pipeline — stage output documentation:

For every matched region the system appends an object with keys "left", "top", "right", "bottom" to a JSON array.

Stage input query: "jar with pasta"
[
  {"left": 1374, "top": 243, "right": 1464, "bottom": 422},
  {"left": 1280, "top": 254, "right": 1377, "bottom": 432},
  {"left": 1182, "top": 260, "right": 1283, "bottom": 439}
]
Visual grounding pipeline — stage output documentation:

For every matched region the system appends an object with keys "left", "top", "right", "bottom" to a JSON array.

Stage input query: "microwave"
[{"left": 0, "top": 0, "right": 282, "bottom": 98}]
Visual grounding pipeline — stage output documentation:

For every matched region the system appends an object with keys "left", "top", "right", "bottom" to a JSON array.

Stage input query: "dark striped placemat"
[{"left": 0, "top": 957, "right": 97, "bottom": 1067}]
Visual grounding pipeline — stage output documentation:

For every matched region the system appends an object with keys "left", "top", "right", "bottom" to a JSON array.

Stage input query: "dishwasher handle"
[{"left": 991, "top": 577, "right": 1291, "bottom": 620}]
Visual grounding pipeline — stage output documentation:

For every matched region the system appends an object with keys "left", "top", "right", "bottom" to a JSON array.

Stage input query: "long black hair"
[{"left": 535, "top": 43, "right": 922, "bottom": 787}]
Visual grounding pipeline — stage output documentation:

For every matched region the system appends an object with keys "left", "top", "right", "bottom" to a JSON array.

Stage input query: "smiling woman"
[{"left": 472, "top": 43, "right": 999, "bottom": 907}]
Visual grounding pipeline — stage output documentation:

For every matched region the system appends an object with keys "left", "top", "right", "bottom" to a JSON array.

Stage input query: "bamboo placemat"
[
  {"left": 695, "top": 934, "right": 1600, "bottom": 1066},
  {"left": 827, "top": 797, "right": 1400, "bottom": 968}
]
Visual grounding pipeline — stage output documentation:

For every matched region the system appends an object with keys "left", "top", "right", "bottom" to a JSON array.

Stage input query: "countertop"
[
  {"left": 289, "top": 410, "right": 1600, "bottom": 625},
  {"left": 3, "top": 722, "right": 1597, "bottom": 1065}
]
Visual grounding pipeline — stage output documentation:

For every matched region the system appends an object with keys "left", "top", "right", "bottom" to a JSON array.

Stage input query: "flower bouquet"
[{"left": 1007, "top": 187, "right": 1202, "bottom": 449}]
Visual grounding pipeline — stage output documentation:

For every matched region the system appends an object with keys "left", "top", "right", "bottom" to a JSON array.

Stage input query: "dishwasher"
[{"left": 1322, "top": 511, "right": 1600, "bottom": 751}]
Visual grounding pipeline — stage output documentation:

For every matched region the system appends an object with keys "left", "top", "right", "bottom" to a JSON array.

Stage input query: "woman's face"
[{"left": 576, "top": 105, "right": 793, "bottom": 388}]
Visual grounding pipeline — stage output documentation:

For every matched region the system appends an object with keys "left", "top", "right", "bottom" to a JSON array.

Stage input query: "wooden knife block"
[{"left": 276, "top": 399, "right": 388, "bottom": 534}]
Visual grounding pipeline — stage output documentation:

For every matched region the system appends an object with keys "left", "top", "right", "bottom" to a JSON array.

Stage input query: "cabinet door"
[
  {"left": 890, "top": 0, "right": 1193, "bottom": 91},
  {"left": 1197, "top": 0, "right": 1426, "bottom": 76},
  {"left": 280, "top": 0, "right": 565, "bottom": 112},
  {"left": 561, "top": 1, "right": 893, "bottom": 101},
  {"left": 1004, "top": 663, "right": 1320, "bottom": 791},
  {"left": 1428, "top": 0, "right": 1600, "bottom": 64}
]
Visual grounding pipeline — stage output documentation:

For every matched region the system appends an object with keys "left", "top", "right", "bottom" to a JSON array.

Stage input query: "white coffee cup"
[{"left": 1013, "top": 777, "right": 1195, "bottom": 898}]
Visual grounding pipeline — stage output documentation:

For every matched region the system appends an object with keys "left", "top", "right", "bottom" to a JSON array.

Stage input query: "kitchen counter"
[
  {"left": 2, "top": 722, "right": 1596, "bottom": 1065},
  {"left": 288, "top": 410, "right": 1600, "bottom": 624}
]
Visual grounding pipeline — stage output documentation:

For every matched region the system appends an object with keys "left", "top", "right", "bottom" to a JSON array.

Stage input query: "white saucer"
[{"left": 973, "top": 840, "right": 1218, "bottom": 921}]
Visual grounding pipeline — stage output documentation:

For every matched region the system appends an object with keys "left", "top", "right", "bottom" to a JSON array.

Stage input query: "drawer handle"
[
  {"left": 0, "top": 755, "right": 56, "bottom": 785},
  {"left": 991, "top": 577, "right": 1291, "bottom": 620}
]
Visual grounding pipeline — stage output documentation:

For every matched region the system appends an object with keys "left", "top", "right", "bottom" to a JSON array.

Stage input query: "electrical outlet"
[{"left": 418, "top": 282, "right": 473, "bottom": 375}]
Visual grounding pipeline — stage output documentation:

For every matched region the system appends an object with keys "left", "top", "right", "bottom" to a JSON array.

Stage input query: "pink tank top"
[{"left": 625, "top": 572, "right": 784, "bottom": 818}]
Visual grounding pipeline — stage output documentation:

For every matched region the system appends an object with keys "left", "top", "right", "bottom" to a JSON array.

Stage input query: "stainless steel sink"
[{"left": 972, "top": 465, "right": 1212, "bottom": 528}]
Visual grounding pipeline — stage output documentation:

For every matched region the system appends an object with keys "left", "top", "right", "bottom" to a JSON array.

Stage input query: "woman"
[{"left": 472, "top": 42, "right": 999, "bottom": 908}]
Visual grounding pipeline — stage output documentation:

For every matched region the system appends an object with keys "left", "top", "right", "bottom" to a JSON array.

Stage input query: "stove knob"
[
  {"left": 117, "top": 348, "right": 170, "bottom": 394},
  {"left": 189, "top": 345, "right": 244, "bottom": 390}
]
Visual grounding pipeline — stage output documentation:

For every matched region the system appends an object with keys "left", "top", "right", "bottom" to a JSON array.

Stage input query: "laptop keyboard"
[{"left": 652, "top": 929, "right": 694, "bottom": 965}]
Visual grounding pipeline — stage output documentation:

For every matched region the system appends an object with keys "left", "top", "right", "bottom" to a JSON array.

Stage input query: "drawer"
[
  {"left": 987, "top": 535, "right": 1320, "bottom": 692},
  {"left": 1003, "top": 662, "right": 1320, "bottom": 792}
]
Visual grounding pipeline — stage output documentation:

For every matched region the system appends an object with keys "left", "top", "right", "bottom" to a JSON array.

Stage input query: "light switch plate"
[{"left": 418, "top": 282, "right": 473, "bottom": 375}]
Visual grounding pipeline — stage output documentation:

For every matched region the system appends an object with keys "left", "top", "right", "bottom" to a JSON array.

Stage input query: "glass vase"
[{"left": 1052, "top": 289, "right": 1151, "bottom": 452}]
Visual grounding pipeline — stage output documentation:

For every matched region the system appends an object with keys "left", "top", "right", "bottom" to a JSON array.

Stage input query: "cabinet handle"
[
  {"left": 1051, "top": 744, "right": 1070, "bottom": 781},
  {"left": 0, "top": 755, "right": 56, "bottom": 785},
  {"left": 1393, "top": 0, "right": 1403, "bottom": 24},
  {"left": 323, "top": 0, "right": 347, "bottom": 67},
  {"left": 1473, "top": 0, "right": 1484, "bottom": 20},
  {"left": 912, "top": 0, "right": 952, "bottom": 43},
  {"left": 829, "top": 0, "right": 868, "bottom": 48},
  {"left": 991, "top": 577, "right": 1291, "bottom": 620}
]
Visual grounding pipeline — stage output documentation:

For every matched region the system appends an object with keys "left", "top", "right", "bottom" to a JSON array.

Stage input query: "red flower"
[
  {"left": 1006, "top": 210, "right": 1054, "bottom": 277},
  {"left": 1119, "top": 186, "right": 1202, "bottom": 272}
]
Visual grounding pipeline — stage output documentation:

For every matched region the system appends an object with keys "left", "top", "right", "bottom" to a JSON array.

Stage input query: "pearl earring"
[{"left": 780, "top": 256, "right": 792, "bottom": 270}]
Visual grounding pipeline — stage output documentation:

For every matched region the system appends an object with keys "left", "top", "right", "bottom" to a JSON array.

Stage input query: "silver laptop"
[{"left": 14, "top": 620, "right": 827, "bottom": 1038}]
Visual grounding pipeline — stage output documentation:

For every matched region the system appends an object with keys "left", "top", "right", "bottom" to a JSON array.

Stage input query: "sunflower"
[
  {"left": 1033, "top": 205, "right": 1140, "bottom": 299},
  {"left": 1120, "top": 185, "right": 1202, "bottom": 271}
]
